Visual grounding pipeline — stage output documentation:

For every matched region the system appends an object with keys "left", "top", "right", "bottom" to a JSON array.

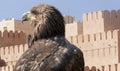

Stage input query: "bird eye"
[{"left": 31, "top": 10, "right": 39, "bottom": 15}]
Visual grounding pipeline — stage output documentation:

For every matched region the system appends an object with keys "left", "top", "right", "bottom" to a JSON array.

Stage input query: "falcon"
[{"left": 14, "top": 4, "right": 84, "bottom": 71}]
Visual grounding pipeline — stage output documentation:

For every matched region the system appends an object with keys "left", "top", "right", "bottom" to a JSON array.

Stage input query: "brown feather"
[{"left": 14, "top": 4, "right": 84, "bottom": 71}]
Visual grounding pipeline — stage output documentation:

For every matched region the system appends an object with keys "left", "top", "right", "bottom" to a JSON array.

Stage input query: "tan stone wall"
[
  {"left": 64, "top": 15, "right": 75, "bottom": 24},
  {"left": 83, "top": 10, "right": 120, "bottom": 35},
  {"left": 0, "top": 44, "right": 28, "bottom": 66},
  {"left": 0, "top": 19, "right": 15, "bottom": 32},
  {"left": 0, "top": 65, "right": 14, "bottom": 71},
  {"left": 0, "top": 19, "right": 34, "bottom": 36},
  {"left": 66, "top": 30, "right": 120, "bottom": 66},
  {"left": 65, "top": 22, "right": 78, "bottom": 36},
  {"left": 14, "top": 20, "right": 34, "bottom": 35},
  {"left": 85, "top": 63, "right": 120, "bottom": 71},
  {"left": 77, "top": 21, "right": 83, "bottom": 35},
  {"left": 0, "top": 30, "right": 26, "bottom": 47},
  {"left": 103, "top": 10, "right": 120, "bottom": 31},
  {"left": 65, "top": 21, "right": 83, "bottom": 36},
  {"left": 83, "top": 11, "right": 104, "bottom": 35}
]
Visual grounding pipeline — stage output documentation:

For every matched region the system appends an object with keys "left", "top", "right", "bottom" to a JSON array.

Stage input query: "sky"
[{"left": 0, "top": 0, "right": 120, "bottom": 21}]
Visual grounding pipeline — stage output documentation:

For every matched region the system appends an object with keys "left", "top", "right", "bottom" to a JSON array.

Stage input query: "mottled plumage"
[
  {"left": 14, "top": 4, "right": 84, "bottom": 71},
  {"left": 14, "top": 37, "right": 84, "bottom": 71},
  {"left": 0, "top": 59, "right": 6, "bottom": 67}
]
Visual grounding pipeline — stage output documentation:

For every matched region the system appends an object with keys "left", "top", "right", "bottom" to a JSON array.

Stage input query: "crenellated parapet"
[
  {"left": 102, "top": 10, "right": 120, "bottom": 31},
  {"left": 83, "top": 10, "right": 120, "bottom": 35},
  {"left": 64, "top": 15, "right": 75, "bottom": 24},
  {"left": 0, "top": 44, "right": 28, "bottom": 66},
  {"left": 0, "top": 30, "right": 27, "bottom": 47},
  {"left": 66, "top": 30, "right": 119, "bottom": 48},
  {"left": 83, "top": 11, "right": 103, "bottom": 21},
  {"left": 0, "top": 65, "right": 14, "bottom": 71},
  {"left": 65, "top": 21, "right": 83, "bottom": 36},
  {"left": 85, "top": 63, "right": 120, "bottom": 71},
  {"left": 66, "top": 29, "right": 120, "bottom": 66},
  {"left": 83, "top": 11, "right": 104, "bottom": 35}
]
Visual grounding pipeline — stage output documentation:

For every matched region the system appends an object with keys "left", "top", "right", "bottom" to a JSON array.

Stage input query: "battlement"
[
  {"left": 83, "top": 10, "right": 120, "bottom": 21},
  {"left": 64, "top": 15, "right": 75, "bottom": 24},
  {"left": 0, "top": 30, "right": 27, "bottom": 47},
  {"left": 102, "top": 10, "right": 120, "bottom": 20},
  {"left": 65, "top": 21, "right": 83, "bottom": 36},
  {"left": 66, "top": 29, "right": 119, "bottom": 47},
  {"left": 83, "top": 11, "right": 103, "bottom": 21},
  {"left": 0, "top": 65, "right": 14, "bottom": 71},
  {"left": 85, "top": 63, "right": 120, "bottom": 71},
  {"left": 83, "top": 9, "right": 120, "bottom": 35},
  {"left": 66, "top": 29, "right": 120, "bottom": 66},
  {"left": 102, "top": 10, "right": 120, "bottom": 31},
  {"left": 0, "top": 44, "right": 28, "bottom": 66}
]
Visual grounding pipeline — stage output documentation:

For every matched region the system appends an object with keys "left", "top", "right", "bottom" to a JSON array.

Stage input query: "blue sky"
[{"left": 0, "top": 0, "right": 120, "bottom": 21}]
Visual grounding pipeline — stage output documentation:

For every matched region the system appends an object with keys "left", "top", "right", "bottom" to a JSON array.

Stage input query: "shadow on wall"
[
  {"left": 85, "top": 64, "right": 120, "bottom": 71},
  {"left": 0, "top": 59, "right": 7, "bottom": 67},
  {"left": 85, "top": 66, "right": 97, "bottom": 71}
]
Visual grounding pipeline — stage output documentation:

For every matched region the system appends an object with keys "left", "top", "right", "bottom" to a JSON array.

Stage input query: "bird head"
[
  {"left": 22, "top": 4, "right": 65, "bottom": 41},
  {"left": 22, "top": 11, "right": 36, "bottom": 21}
]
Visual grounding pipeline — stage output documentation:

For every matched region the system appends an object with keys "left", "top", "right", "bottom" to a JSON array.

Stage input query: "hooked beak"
[
  {"left": 22, "top": 14, "right": 28, "bottom": 21},
  {"left": 22, "top": 13, "right": 29, "bottom": 23},
  {"left": 22, "top": 11, "right": 36, "bottom": 22}
]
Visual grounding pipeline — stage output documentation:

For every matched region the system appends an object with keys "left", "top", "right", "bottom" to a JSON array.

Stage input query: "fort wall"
[
  {"left": 1, "top": 9, "right": 120, "bottom": 70},
  {"left": 83, "top": 11, "right": 104, "bottom": 35},
  {"left": 83, "top": 10, "right": 120, "bottom": 35},
  {"left": 0, "top": 30, "right": 27, "bottom": 47},
  {"left": 103, "top": 10, "right": 120, "bottom": 31},
  {"left": 0, "top": 44, "right": 28, "bottom": 66},
  {"left": 66, "top": 29, "right": 120, "bottom": 66},
  {"left": 77, "top": 21, "right": 83, "bottom": 35},
  {"left": 0, "top": 19, "right": 34, "bottom": 36},
  {"left": 84, "top": 63, "right": 120, "bottom": 71},
  {"left": 0, "top": 65, "right": 14, "bottom": 71},
  {"left": 0, "top": 19, "right": 15, "bottom": 32},
  {"left": 65, "top": 20, "right": 83, "bottom": 36},
  {"left": 66, "top": 30, "right": 119, "bottom": 49},
  {"left": 64, "top": 15, "right": 75, "bottom": 24},
  {"left": 65, "top": 22, "right": 78, "bottom": 36},
  {"left": 14, "top": 20, "right": 34, "bottom": 35},
  {"left": 83, "top": 46, "right": 118, "bottom": 66}
]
